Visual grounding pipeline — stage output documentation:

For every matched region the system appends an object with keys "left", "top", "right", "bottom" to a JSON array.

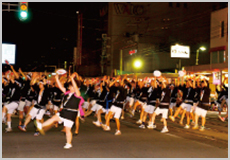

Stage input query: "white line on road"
[{"left": 165, "top": 133, "right": 181, "bottom": 139}]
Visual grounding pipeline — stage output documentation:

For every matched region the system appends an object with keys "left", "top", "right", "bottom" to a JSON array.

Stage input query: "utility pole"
[
  {"left": 76, "top": 11, "right": 82, "bottom": 72},
  {"left": 101, "top": 34, "right": 107, "bottom": 76},
  {"left": 73, "top": 47, "right": 77, "bottom": 72},
  {"left": 2, "top": 3, "right": 18, "bottom": 12},
  {"left": 120, "top": 49, "right": 123, "bottom": 75}
]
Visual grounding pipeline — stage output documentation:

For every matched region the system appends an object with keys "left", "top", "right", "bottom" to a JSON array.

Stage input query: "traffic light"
[{"left": 18, "top": 2, "right": 28, "bottom": 20}]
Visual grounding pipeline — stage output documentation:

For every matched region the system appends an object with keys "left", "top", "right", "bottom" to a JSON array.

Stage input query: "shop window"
[
  {"left": 212, "top": 52, "right": 218, "bottom": 64},
  {"left": 219, "top": 51, "right": 225, "bottom": 63}
]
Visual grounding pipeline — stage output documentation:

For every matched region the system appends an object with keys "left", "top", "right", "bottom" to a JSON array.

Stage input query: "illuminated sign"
[
  {"left": 129, "top": 49, "right": 137, "bottom": 55},
  {"left": 213, "top": 71, "right": 221, "bottom": 85},
  {"left": 171, "top": 44, "right": 190, "bottom": 58}
]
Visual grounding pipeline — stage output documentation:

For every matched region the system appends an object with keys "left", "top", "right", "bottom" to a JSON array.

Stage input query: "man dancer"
[
  {"left": 139, "top": 78, "right": 158, "bottom": 129},
  {"left": 102, "top": 76, "right": 127, "bottom": 135},
  {"left": 151, "top": 77, "right": 171, "bottom": 133}
]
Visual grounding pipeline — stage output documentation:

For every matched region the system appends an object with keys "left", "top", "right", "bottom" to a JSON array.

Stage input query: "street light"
[
  {"left": 196, "top": 46, "right": 206, "bottom": 65},
  {"left": 133, "top": 59, "right": 142, "bottom": 69}
]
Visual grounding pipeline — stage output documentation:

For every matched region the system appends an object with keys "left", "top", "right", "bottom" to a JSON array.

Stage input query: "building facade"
[
  {"left": 185, "top": 7, "right": 228, "bottom": 93},
  {"left": 105, "top": 2, "right": 225, "bottom": 75}
]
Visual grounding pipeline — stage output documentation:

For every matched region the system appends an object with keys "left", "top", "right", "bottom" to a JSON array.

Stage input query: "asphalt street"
[{"left": 2, "top": 111, "right": 228, "bottom": 158}]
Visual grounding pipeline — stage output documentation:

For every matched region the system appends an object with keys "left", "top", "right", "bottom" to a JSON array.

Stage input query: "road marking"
[{"left": 165, "top": 133, "right": 181, "bottom": 139}]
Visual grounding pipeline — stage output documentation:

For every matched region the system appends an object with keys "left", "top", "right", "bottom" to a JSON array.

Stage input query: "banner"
[{"left": 213, "top": 71, "right": 221, "bottom": 85}]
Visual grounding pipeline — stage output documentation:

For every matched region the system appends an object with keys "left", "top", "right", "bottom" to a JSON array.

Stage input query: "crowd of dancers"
[{"left": 2, "top": 64, "right": 228, "bottom": 149}]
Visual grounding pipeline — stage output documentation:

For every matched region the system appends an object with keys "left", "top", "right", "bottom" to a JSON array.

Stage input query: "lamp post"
[
  {"left": 133, "top": 59, "right": 142, "bottom": 73},
  {"left": 196, "top": 46, "right": 206, "bottom": 65}
]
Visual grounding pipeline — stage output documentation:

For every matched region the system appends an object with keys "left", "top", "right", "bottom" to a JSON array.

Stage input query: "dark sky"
[{"left": 2, "top": 2, "right": 107, "bottom": 71}]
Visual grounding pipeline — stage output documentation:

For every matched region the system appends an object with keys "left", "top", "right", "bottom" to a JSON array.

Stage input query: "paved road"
[{"left": 2, "top": 111, "right": 228, "bottom": 158}]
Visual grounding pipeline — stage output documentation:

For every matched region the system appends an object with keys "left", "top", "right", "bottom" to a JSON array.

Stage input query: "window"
[
  {"left": 212, "top": 51, "right": 225, "bottom": 64},
  {"left": 176, "top": 3, "right": 180, "bottom": 7},
  {"left": 221, "top": 21, "right": 224, "bottom": 37},
  {"left": 169, "top": 2, "right": 173, "bottom": 7},
  {"left": 184, "top": 3, "right": 187, "bottom": 8},
  {"left": 219, "top": 51, "right": 225, "bottom": 63},
  {"left": 212, "top": 52, "right": 218, "bottom": 64}
]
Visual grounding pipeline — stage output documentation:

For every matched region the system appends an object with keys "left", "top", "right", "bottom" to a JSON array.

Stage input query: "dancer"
[
  {"left": 35, "top": 73, "right": 84, "bottom": 149},
  {"left": 151, "top": 77, "right": 170, "bottom": 133},
  {"left": 18, "top": 74, "right": 51, "bottom": 136},
  {"left": 102, "top": 76, "right": 127, "bottom": 135},
  {"left": 2, "top": 65, "right": 21, "bottom": 132},
  {"left": 192, "top": 79, "right": 210, "bottom": 131},
  {"left": 139, "top": 78, "right": 158, "bottom": 129}
]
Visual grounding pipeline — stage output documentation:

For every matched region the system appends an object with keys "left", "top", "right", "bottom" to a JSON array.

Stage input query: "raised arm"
[
  {"left": 70, "top": 74, "right": 81, "bottom": 96},
  {"left": 152, "top": 76, "right": 157, "bottom": 88},
  {"left": 18, "top": 68, "right": 26, "bottom": 80},
  {"left": 120, "top": 74, "right": 127, "bottom": 86},
  {"left": 192, "top": 76, "right": 196, "bottom": 89},
  {"left": 161, "top": 77, "right": 167, "bottom": 89},
  {"left": 55, "top": 74, "right": 66, "bottom": 93},
  {"left": 109, "top": 76, "right": 120, "bottom": 87},
  {"left": 30, "top": 74, "right": 39, "bottom": 86},
  {"left": 176, "top": 77, "right": 180, "bottom": 87},
  {"left": 10, "top": 65, "right": 19, "bottom": 79}
]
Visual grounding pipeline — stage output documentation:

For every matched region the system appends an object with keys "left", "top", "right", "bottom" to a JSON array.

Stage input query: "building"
[
  {"left": 103, "top": 2, "right": 226, "bottom": 76},
  {"left": 185, "top": 7, "right": 228, "bottom": 93}
]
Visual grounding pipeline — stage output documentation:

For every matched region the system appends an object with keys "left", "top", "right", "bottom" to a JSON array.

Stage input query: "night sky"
[{"left": 2, "top": 2, "right": 107, "bottom": 72}]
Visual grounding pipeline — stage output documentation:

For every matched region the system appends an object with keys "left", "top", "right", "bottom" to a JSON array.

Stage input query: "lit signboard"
[
  {"left": 2, "top": 43, "right": 16, "bottom": 64},
  {"left": 171, "top": 44, "right": 190, "bottom": 58},
  {"left": 213, "top": 72, "right": 221, "bottom": 85},
  {"left": 129, "top": 49, "right": 137, "bottom": 55}
]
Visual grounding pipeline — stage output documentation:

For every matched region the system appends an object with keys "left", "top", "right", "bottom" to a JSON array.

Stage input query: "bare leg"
[
  {"left": 186, "top": 111, "right": 190, "bottom": 125},
  {"left": 84, "top": 110, "right": 93, "bottom": 117},
  {"left": 148, "top": 113, "right": 154, "bottom": 123},
  {"left": 24, "top": 114, "right": 32, "bottom": 127},
  {"left": 190, "top": 111, "right": 194, "bottom": 122},
  {"left": 65, "top": 127, "right": 72, "bottom": 145},
  {"left": 169, "top": 108, "right": 173, "bottom": 117},
  {"left": 201, "top": 116, "right": 206, "bottom": 127},
  {"left": 194, "top": 114, "right": 199, "bottom": 126},
  {"left": 42, "top": 115, "right": 60, "bottom": 128},
  {"left": 142, "top": 112, "right": 148, "bottom": 122},
  {"left": 105, "top": 111, "right": 113, "bottom": 127},
  {"left": 151, "top": 112, "right": 157, "bottom": 124},
  {"left": 121, "top": 110, "right": 125, "bottom": 118},
  {"left": 97, "top": 109, "right": 103, "bottom": 123},
  {"left": 173, "top": 106, "right": 182, "bottom": 118},
  {"left": 2, "top": 106, "right": 7, "bottom": 121},
  {"left": 24, "top": 106, "right": 30, "bottom": 115},
  {"left": 74, "top": 117, "right": 79, "bottom": 134},
  {"left": 115, "top": 118, "right": 120, "bottom": 131},
  {"left": 139, "top": 106, "right": 145, "bottom": 121},
  {"left": 163, "top": 118, "right": 167, "bottom": 127},
  {"left": 132, "top": 101, "right": 140, "bottom": 111},
  {"left": 179, "top": 109, "right": 186, "bottom": 124},
  {"left": 19, "top": 111, "right": 24, "bottom": 126},
  {"left": 6, "top": 113, "right": 12, "bottom": 128}
]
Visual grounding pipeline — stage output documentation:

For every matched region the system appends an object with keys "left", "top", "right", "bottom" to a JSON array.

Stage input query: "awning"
[{"left": 209, "top": 46, "right": 226, "bottom": 53}]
